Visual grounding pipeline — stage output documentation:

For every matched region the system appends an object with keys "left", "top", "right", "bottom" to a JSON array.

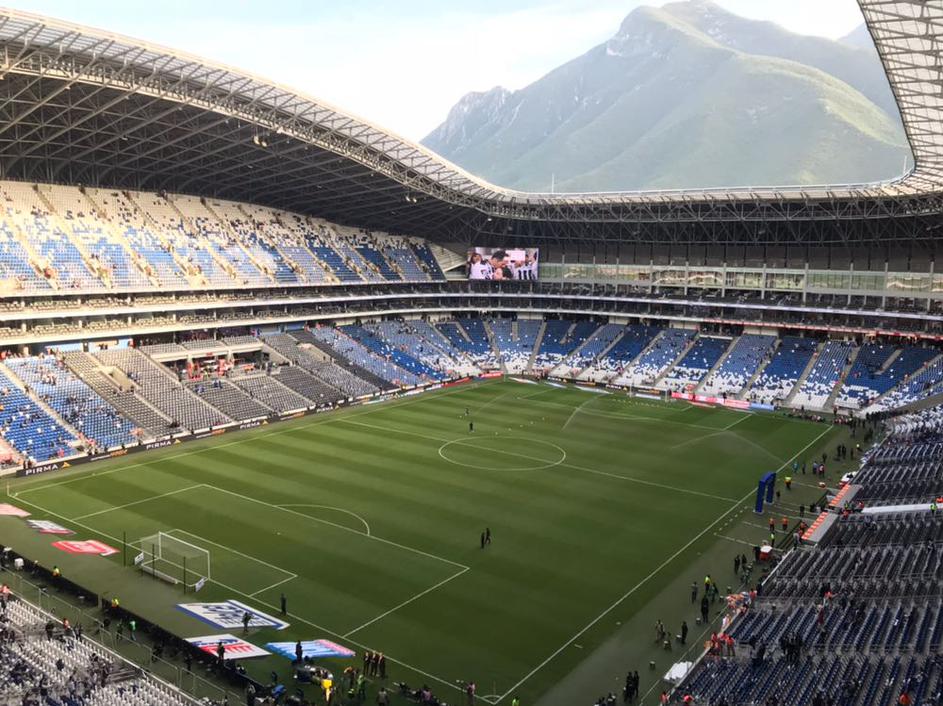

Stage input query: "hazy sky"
[{"left": 7, "top": 1, "right": 867, "bottom": 140}]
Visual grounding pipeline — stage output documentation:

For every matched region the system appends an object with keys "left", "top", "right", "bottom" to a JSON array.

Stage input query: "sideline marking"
[
  {"left": 491, "top": 424, "right": 834, "bottom": 704},
  {"left": 12, "top": 381, "right": 503, "bottom": 497},
  {"left": 343, "top": 566, "right": 469, "bottom": 638}
]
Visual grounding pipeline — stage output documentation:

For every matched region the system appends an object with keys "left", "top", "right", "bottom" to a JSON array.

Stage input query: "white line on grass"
[
  {"left": 9, "top": 492, "right": 467, "bottom": 698},
  {"left": 163, "top": 527, "right": 296, "bottom": 583},
  {"left": 561, "top": 396, "right": 596, "bottom": 431},
  {"left": 202, "top": 484, "right": 469, "bottom": 571},
  {"left": 343, "top": 567, "right": 469, "bottom": 638},
  {"left": 249, "top": 575, "right": 297, "bottom": 598},
  {"left": 12, "top": 382, "right": 497, "bottom": 497},
  {"left": 70, "top": 484, "right": 204, "bottom": 521},
  {"left": 341, "top": 419, "right": 738, "bottom": 503},
  {"left": 277, "top": 504, "right": 371, "bottom": 535},
  {"left": 491, "top": 423, "right": 834, "bottom": 704},
  {"left": 722, "top": 413, "right": 753, "bottom": 430}
]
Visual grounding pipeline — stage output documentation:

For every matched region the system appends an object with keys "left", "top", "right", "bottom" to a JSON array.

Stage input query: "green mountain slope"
[{"left": 421, "top": 0, "right": 910, "bottom": 193}]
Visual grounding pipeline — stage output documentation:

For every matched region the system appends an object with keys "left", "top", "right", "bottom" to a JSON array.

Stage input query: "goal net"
[{"left": 137, "top": 532, "right": 211, "bottom": 591}]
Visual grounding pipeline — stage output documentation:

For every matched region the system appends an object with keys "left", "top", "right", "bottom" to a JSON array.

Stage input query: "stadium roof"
[{"left": 0, "top": 2, "right": 940, "bottom": 245}]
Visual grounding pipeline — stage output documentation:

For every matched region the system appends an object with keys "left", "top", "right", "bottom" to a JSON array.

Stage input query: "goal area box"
[{"left": 136, "top": 531, "right": 211, "bottom": 591}]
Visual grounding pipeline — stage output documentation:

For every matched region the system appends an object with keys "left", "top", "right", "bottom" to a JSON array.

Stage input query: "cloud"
[
  {"left": 6, "top": 0, "right": 868, "bottom": 140},
  {"left": 119, "top": 1, "right": 633, "bottom": 140}
]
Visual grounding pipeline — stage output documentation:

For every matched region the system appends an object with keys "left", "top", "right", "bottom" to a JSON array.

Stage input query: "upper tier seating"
[{"left": 0, "top": 181, "right": 445, "bottom": 293}]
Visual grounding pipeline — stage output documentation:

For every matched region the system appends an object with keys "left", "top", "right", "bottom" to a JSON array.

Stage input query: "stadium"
[{"left": 0, "top": 1, "right": 940, "bottom": 705}]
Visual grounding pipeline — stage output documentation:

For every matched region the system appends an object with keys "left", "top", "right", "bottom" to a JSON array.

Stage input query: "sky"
[{"left": 5, "top": 0, "right": 867, "bottom": 140}]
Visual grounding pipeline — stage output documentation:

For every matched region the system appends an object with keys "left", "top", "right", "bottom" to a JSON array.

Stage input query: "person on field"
[
  {"left": 480, "top": 532, "right": 486, "bottom": 549},
  {"left": 242, "top": 611, "right": 251, "bottom": 634},
  {"left": 469, "top": 421, "right": 474, "bottom": 433},
  {"left": 486, "top": 527, "right": 492, "bottom": 544}
]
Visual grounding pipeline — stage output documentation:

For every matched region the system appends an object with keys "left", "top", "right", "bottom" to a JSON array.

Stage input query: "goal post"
[{"left": 137, "top": 531, "right": 211, "bottom": 591}]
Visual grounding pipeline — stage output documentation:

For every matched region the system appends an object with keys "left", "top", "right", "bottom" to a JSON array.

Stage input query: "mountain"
[{"left": 422, "top": 0, "right": 910, "bottom": 193}]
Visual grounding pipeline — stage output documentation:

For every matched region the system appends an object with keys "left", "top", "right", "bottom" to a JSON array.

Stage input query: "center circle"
[{"left": 438, "top": 436, "right": 567, "bottom": 471}]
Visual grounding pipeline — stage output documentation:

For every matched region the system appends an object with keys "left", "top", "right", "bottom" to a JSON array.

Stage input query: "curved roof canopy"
[{"left": 0, "top": 1, "right": 939, "bottom": 244}]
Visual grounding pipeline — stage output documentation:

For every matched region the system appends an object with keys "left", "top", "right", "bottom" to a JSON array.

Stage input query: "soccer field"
[{"left": 2, "top": 380, "right": 836, "bottom": 704}]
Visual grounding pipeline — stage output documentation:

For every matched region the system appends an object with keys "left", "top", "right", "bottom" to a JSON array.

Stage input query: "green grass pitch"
[{"left": 1, "top": 380, "right": 837, "bottom": 705}]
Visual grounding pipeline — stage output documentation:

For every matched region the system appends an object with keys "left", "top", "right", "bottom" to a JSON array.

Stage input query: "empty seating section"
[
  {"left": 1, "top": 183, "right": 103, "bottom": 291},
  {"left": 873, "top": 357, "right": 943, "bottom": 411},
  {"left": 273, "top": 365, "right": 345, "bottom": 406},
  {"left": 578, "top": 325, "right": 662, "bottom": 382},
  {"left": 792, "top": 341, "right": 853, "bottom": 408},
  {"left": 534, "top": 320, "right": 598, "bottom": 371},
  {"left": 278, "top": 331, "right": 379, "bottom": 397},
  {"left": 660, "top": 336, "right": 731, "bottom": 391},
  {"left": 551, "top": 323, "right": 624, "bottom": 376},
  {"left": 186, "top": 378, "right": 272, "bottom": 420},
  {"left": 0, "top": 181, "right": 445, "bottom": 293},
  {"left": 676, "top": 403, "right": 943, "bottom": 706},
  {"left": 0, "top": 220, "right": 49, "bottom": 290},
  {"left": 308, "top": 240, "right": 363, "bottom": 282},
  {"left": 94, "top": 349, "right": 229, "bottom": 430},
  {"left": 412, "top": 242, "right": 446, "bottom": 279},
  {"left": 383, "top": 238, "right": 430, "bottom": 280},
  {"left": 700, "top": 334, "right": 776, "bottom": 396},
  {"left": 308, "top": 326, "right": 420, "bottom": 387},
  {"left": 342, "top": 325, "right": 444, "bottom": 380},
  {"left": 488, "top": 318, "right": 540, "bottom": 373},
  {"left": 364, "top": 321, "right": 470, "bottom": 375},
  {"left": 232, "top": 374, "right": 311, "bottom": 413},
  {"left": 613, "top": 328, "right": 695, "bottom": 387},
  {"left": 446, "top": 319, "right": 497, "bottom": 367},
  {"left": 1, "top": 593, "right": 196, "bottom": 706},
  {"left": 839, "top": 345, "right": 938, "bottom": 409},
  {"left": 63, "top": 352, "right": 170, "bottom": 436},
  {"left": 356, "top": 240, "right": 401, "bottom": 280},
  {"left": 44, "top": 185, "right": 151, "bottom": 289},
  {"left": 748, "top": 336, "right": 818, "bottom": 403},
  {"left": 0, "top": 366, "right": 79, "bottom": 462},
  {"left": 4, "top": 356, "right": 138, "bottom": 449}
]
